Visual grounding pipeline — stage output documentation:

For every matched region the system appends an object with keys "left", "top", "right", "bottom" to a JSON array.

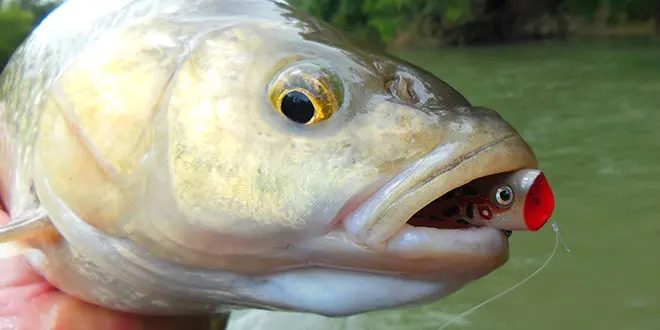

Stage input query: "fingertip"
[{"left": 0, "top": 257, "right": 47, "bottom": 288}]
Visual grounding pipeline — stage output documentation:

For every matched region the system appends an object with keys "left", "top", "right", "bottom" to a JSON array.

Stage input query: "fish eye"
[
  {"left": 268, "top": 62, "right": 344, "bottom": 125},
  {"left": 494, "top": 185, "right": 514, "bottom": 207},
  {"left": 279, "top": 90, "right": 315, "bottom": 124},
  {"left": 385, "top": 76, "right": 419, "bottom": 104}
]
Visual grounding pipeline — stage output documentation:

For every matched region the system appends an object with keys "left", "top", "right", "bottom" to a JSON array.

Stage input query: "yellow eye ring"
[{"left": 268, "top": 62, "right": 344, "bottom": 125}]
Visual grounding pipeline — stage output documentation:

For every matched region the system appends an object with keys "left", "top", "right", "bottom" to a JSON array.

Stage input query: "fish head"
[{"left": 33, "top": 0, "right": 540, "bottom": 317}]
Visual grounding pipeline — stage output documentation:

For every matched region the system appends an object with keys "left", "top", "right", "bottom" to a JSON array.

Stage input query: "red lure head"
[{"left": 523, "top": 172, "right": 555, "bottom": 231}]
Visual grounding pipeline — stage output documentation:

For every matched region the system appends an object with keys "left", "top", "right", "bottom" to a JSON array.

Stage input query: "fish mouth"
[{"left": 338, "top": 133, "right": 538, "bottom": 275}]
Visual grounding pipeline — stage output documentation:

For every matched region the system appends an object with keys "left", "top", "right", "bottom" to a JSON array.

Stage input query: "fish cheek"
[
  {"left": 33, "top": 25, "right": 184, "bottom": 235},
  {"left": 164, "top": 88, "right": 327, "bottom": 242},
  {"left": 35, "top": 95, "right": 130, "bottom": 235},
  {"left": 349, "top": 101, "right": 451, "bottom": 174},
  {"left": 160, "top": 28, "right": 339, "bottom": 243}
]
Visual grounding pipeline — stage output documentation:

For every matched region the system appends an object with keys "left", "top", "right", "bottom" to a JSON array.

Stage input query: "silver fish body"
[{"left": 0, "top": 0, "right": 540, "bottom": 317}]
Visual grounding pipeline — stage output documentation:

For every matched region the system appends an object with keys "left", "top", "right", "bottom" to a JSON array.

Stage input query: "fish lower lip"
[
  {"left": 382, "top": 224, "right": 507, "bottom": 260},
  {"left": 342, "top": 134, "right": 536, "bottom": 253}
]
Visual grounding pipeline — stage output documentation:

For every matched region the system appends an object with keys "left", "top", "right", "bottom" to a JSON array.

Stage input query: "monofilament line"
[{"left": 437, "top": 221, "right": 571, "bottom": 330}]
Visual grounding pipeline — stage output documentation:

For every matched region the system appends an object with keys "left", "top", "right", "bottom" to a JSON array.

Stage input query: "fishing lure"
[{"left": 410, "top": 169, "right": 555, "bottom": 233}]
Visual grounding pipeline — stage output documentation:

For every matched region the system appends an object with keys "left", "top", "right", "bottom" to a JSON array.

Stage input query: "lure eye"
[
  {"left": 268, "top": 62, "right": 344, "bottom": 125},
  {"left": 494, "top": 185, "right": 514, "bottom": 207}
]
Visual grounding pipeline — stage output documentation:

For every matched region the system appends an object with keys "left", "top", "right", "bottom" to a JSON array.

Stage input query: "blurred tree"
[
  {"left": 290, "top": 0, "right": 659, "bottom": 45},
  {"left": 565, "top": 0, "right": 659, "bottom": 35},
  {"left": 16, "top": 0, "right": 60, "bottom": 25},
  {"left": 0, "top": 0, "right": 60, "bottom": 71},
  {"left": 363, "top": 0, "right": 474, "bottom": 42},
  {"left": 290, "top": 0, "right": 476, "bottom": 46},
  {"left": 619, "top": 0, "right": 659, "bottom": 36},
  {"left": 0, "top": 6, "right": 34, "bottom": 70},
  {"left": 445, "top": 0, "right": 568, "bottom": 46}
]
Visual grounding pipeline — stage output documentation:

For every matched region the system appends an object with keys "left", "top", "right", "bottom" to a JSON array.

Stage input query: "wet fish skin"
[{"left": 0, "top": 0, "right": 538, "bottom": 317}]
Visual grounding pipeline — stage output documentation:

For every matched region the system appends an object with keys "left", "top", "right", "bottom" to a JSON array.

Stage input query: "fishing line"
[{"left": 437, "top": 221, "right": 571, "bottom": 330}]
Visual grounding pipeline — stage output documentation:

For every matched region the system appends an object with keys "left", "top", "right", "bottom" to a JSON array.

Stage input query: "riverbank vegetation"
[
  {"left": 0, "top": 0, "right": 57, "bottom": 69},
  {"left": 290, "top": 0, "right": 659, "bottom": 48}
]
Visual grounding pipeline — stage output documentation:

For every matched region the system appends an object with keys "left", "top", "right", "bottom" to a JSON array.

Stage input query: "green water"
[{"left": 227, "top": 38, "right": 660, "bottom": 330}]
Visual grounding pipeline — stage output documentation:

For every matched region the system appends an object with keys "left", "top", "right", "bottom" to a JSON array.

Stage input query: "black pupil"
[
  {"left": 499, "top": 189, "right": 511, "bottom": 201},
  {"left": 281, "top": 91, "right": 315, "bottom": 124}
]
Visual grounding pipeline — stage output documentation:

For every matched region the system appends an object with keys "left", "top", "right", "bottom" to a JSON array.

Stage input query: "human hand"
[{"left": 0, "top": 204, "right": 213, "bottom": 330}]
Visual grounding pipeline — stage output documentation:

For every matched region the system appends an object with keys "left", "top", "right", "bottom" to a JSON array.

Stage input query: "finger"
[
  {"left": 0, "top": 203, "right": 212, "bottom": 329},
  {"left": 1, "top": 276, "right": 212, "bottom": 330}
]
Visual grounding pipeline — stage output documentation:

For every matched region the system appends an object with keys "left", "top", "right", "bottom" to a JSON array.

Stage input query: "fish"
[{"left": 0, "top": 0, "right": 552, "bottom": 318}]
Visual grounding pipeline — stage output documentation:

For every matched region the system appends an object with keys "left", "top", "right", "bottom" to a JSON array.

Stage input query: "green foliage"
[
  {"left": 290, "top": 0, "right": 475, "bottom": 44},
  {"left": 0, "top": 7, "right": 35, "bottom": 70},
  {"left": 0, "top": 1, "right": 60, "bottom": 71},
  {"left": 289, "top": 0, "right": 370, "bottom": 37},
  {"left": 289, "top": 0, "right": 659, "bottom": 45},
  {"left": 17, "top": 0, "right": 60, "bottom": 25},
  {"left": 563, "top": 0, "right": 659, "bottom": 25},
  {"left": 612, "top": 0, "right": 659, "bottom": 20}
]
